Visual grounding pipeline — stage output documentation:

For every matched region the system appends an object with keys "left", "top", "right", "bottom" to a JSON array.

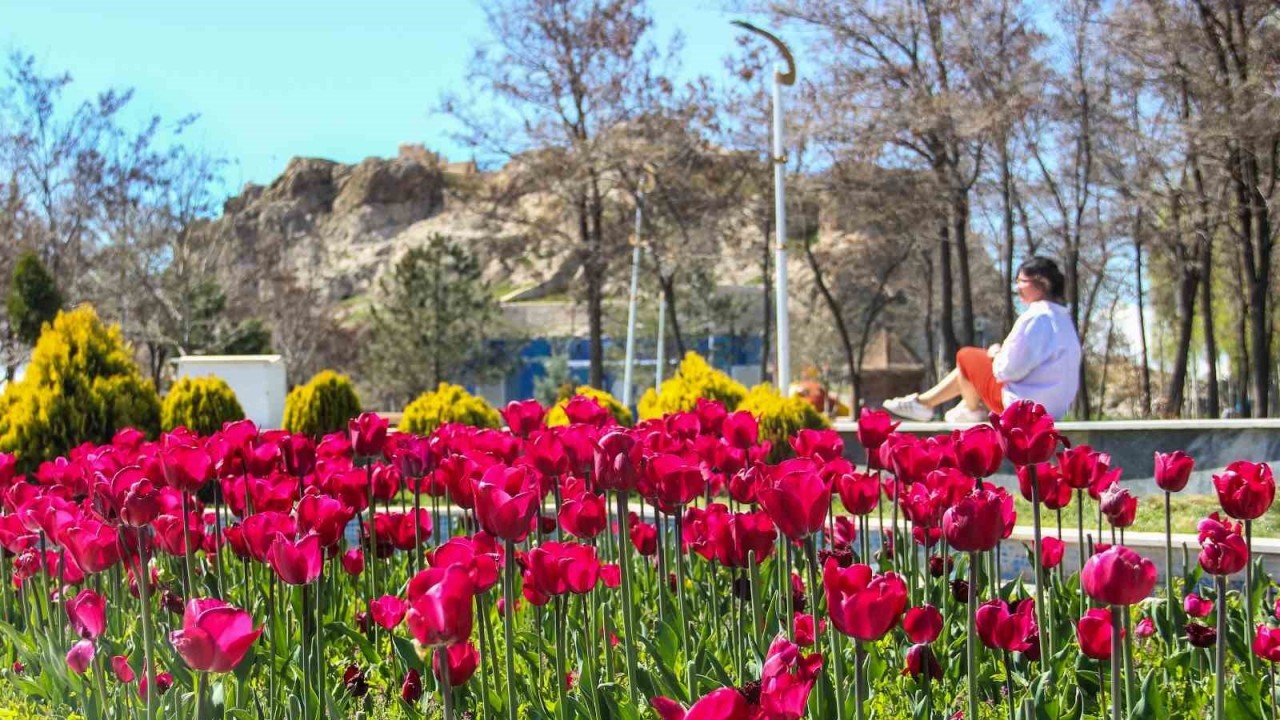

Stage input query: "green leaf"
[
  {"left": 1134, "top": 668, "right": 1168, "bottom": 719},
  {"left": 326, "top": 621, "right": 379, "bottom": 663},
  {"left": 393, "top": 634, "right": 426, "bottom": 673}
]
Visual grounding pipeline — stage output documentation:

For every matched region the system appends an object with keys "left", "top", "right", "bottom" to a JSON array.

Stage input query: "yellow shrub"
[
  {"left": 283, "top": 370, "right": 362, "bottom": 436},
  {"left": 401, "top": 383, "right": 501, "bottom": 435},
  {"left": 161, "top": 375, "right": 245, "bottom": 435},
  {"left": 737, "top": 383, "right": 830, "bottom": 460},
  {"left": 0, "top": 305, "right": 159, "bottom": 469},
  {"left": 637, "top": 352, "right": 748, "bottom": 420},
  {"left": 547, "top": 386, "right": 633, "bottom": 427}
]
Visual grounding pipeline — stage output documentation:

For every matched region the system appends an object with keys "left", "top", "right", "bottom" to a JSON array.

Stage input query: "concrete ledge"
[{"left": 833, "top": 419, "right": 1280, "bottom": 492}]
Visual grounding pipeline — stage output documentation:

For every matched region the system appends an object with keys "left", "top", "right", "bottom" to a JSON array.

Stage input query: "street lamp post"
[
  {"left": 622, "top": 167, "right": 654, "bottom": 409},
  {"left": 733, "top": 20, "right": 796, "bottom": 394}
]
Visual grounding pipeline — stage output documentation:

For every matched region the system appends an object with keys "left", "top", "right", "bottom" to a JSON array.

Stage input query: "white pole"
[
  {"left": 772, "top": 65, "right": 791, "bottom": 393},
  {"left": 622, "top": 197, "right": 643, "bottom": 407},
  {"left": 656, "top": 286, "right": 667, "bottom": 387}
]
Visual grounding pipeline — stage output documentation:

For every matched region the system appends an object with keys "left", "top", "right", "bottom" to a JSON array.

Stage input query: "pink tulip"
[
  {"left": 757, "top": 458, "right": 831, "bottom": 541},
  {"left": 66, "top": 588, "right": 107, "bottom": 639},
  {"left": 1081, "top": 545, "right": 1157, "bottom": 606},
  {"left": 1154, "top": 451, "right": 1195, "bottom": 493},
  {"left": 268, "top": 532, "right": 324, "bottom": 585},
  {"left": 66, "top": 639, "right": 95, "bottom": 673},
  {"left": 370, "top": 595, "right": 408, "bottom": 630},
  {"left": 760, "top": 634, "right": 824, "bottom": 720},
  {"left": 169, "top": 598, "right": 262, "bottom": 672},
  {"left": 112, "top": 655, "right": 136, "bottom": 683}
]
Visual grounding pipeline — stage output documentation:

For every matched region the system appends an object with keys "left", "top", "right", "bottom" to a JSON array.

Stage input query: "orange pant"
[{"left": 957, "top": 347, "right": 1005, "bottom": 412}]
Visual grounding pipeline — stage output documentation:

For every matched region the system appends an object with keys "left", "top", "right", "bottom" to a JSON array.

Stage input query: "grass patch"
[{"left": 1009, "top": 492, "right": 1280, "bottom": 537}]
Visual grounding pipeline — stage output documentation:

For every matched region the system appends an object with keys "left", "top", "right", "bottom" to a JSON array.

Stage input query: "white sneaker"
[
  {"left": 943, "top": 404, "right": 990, "bottom": 425},
  {"left": 883, "top": 394, "right": 934, "bottom": 422}
]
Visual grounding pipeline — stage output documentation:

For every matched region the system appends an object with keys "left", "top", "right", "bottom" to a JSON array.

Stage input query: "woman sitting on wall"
[{"left": 883, "top": 257, "right": 1082, "bottom": 423}]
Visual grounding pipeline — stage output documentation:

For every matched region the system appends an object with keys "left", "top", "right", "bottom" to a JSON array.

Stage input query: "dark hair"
[{"left": 1017, "top": 256, "right": 1066, "bottom": 303}]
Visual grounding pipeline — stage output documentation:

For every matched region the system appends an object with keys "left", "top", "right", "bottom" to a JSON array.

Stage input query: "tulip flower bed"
[{"left": 0, "top": 395, "right": 1278, "bottom": 720}]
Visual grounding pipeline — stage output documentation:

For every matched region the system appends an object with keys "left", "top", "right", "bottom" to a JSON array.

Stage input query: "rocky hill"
[{"left": 204, "top": 145, "right": 582, "bottom": 310}]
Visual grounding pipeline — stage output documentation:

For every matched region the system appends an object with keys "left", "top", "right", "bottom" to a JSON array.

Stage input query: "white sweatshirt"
[{"left": 992, "top": 301, "right": 1082, "bottom": 419}]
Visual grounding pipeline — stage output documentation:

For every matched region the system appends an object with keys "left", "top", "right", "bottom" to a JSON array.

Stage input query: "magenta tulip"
[{"left": 169, "top": 598, "right": 262, "bottom": 672}]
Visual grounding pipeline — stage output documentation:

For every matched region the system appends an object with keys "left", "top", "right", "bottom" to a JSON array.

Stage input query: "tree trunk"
[
  {"left": 938, "top": 217, "right": 958, "bottom": 369},
  {"left": 1165, "top": 265, "right": 1199, "bottom": 418},
  {"left": 1098, "top": 298, "right": 1119, "bottom": 416},
  {"left": 923, "top": 249, "right": 937, "bottom": 385},
  {"left": 658, "top": 274, "right": 688, "bottom": 359},
  {"left": 1247, "top": 157, "right": 1272, "bottom": 418},
  {"left": 1134, "top": 228, "right": 1153, "bottom": 418},
  {"left": 1000, "top": 136, "right": 1017, "bottom": 336},
  {"left": 1232, "top": 245, "right": 1250, "bottom": 415},
  {"left": 1199, "top": 236, "right": 1219, "bottom": 417},
  {"left": 803, "top": 239, "right": 857, "bottom": 418},
  {"left": 1065, "top": 233, "right": 1090, "bottom": 418},
  {"left": 952, "top": 188, "right": 975, "bottom": 347}
]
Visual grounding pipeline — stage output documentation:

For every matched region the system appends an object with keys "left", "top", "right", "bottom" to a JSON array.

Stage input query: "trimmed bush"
[
  {"left": 283, "top": 370, "right": 362, "bottom": 437},
  {"left": 401, "top": 383, "right": 501, "bottom": 435},
  {"left": 161, "top": 375, "right": 245, "bottom": 435},
  {"left": 638, "top": 352, "right": 748, "bottom": 420},
  {"left": 0, "top": 305, "right": 159, "bottom": 469},
  {"left": 737, "top": 383, "right": 830, "bottom": 461},
  {"left": 547, "top": 385, "right": 633, "bottom": 427}
]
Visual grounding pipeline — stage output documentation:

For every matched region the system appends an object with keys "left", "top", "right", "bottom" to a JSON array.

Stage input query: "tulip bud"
[
  {"left": 950, "top": 579, "right": 970, "bottom": 604},
  {"left": 343, "top": 664, "right": 369, "bottom": 697},
  {"left": 903, "top": 643, "right": 943, "bottom": 680},
  {"left": 928, "top": 554, "right": 953, "bottom": 578},
  {"left": 400, "top": 669, "right": 423, "bottom": 703},
  {"left": 1135, "top": 617, "right": 1156, "bottom": 640},
  {"left": 1186, "top": 622, "right": 1217, "bottom": 648},
  {"left": 66, "top": 640, "right": 96, "bottom": 674},
  {"left": 1154, "top": 451, "right": 1195, "bottom": 493},
  {"left": 161, "top": 590, "right": 185, "bottom": 615}
]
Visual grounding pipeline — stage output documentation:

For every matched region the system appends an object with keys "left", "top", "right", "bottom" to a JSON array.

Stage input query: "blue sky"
[{"left": 3, "top": 0, "right": 745, "bottom": 193}]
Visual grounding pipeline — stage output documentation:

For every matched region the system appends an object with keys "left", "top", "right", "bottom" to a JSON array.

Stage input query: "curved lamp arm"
[{"left": 731, "top": 20, "right": 796, "bottom": 86}]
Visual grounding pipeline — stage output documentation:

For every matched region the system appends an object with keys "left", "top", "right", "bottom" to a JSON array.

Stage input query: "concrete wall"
[{"left": 173, "top": 355, "right": 287, "bottom": 429}]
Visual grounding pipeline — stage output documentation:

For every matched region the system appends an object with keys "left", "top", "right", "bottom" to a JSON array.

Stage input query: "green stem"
[
  {"left": 196, "top": 671, "right": 208, "bottom": 720},
  {"left": 674, "top": 514, "right": 694, "bottom": 698},
  {"left": 1166, "top": 491, "right": 1175, "bottom": 642},
  {"left": 968, "top": 552, "right": 980, "bottom": 720},
  {"left": 315, "top": 575, "right": 326, "bottom": 717},
  {"left": 1028, "top": 464, "right": 1049, "bottom": 664},
  {"left": 854, "top": 639, "right": 867, "bottom": 720},
  {"left": 749, "top": 551, "right": 765, "bottom": 658},
  {"left": 1248, "top": 519, "right": 1257, "bottom": 674},
  {"left": 503, "top": 539, "right": 519, "bottom": 720},
  {"left": 365, "top": 463, "right": 379, "bottom": 598},
  {"left": 1216, "top": 576, "right": 1227, "bottom": 720},
  {"left": 182, "top": 492, "right": 197, "bottom": 599},
  {"left": 554, "top": 597, "right": 568, "bottom": 720},
  {"left": 1003, "top": 650, "right": 1015, "bottom": 720},
  {"left": 614, "top": 492, "right": 640, "bottom": 704},
  {"left": 805, "top": 538, "right": 842, "bottom": 720},
  {"left": 136, "top": 530, "right": 157, "bottom": 720},
  {"left": 1111, "top": 606, "right": 1122, "bottom": 720},
  {"left": 439, "top": 646, "right": 455, "bottom": 720}
]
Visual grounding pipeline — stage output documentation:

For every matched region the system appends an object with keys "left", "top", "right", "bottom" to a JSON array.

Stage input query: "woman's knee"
[{"left": 955, "top": 347, "right": 986, "bottom": 376}]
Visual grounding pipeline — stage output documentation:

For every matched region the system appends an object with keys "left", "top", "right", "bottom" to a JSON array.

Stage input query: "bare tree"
[{"left": 444, "top": 0, "right": 672, "bottom": 388}]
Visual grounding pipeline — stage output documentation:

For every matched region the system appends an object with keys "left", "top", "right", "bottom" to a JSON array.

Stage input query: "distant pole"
[
  {"left": 623, "top": 167, "right": 653, "bottom": 408},
  {"left": 733, "top": 20, "right": 796, "bottom": 394},
  {"left": 771, "top": 67, "right": 790, "bottom": 393},
  {"left": 622, "top": 198, "right": 643, "bottom": 407},
  {"left": 656, "top": 287, "right": 667, "bottom": 387}
]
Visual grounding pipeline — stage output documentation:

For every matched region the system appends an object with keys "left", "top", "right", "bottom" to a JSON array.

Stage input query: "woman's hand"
[{"left": 987, "top": 343, "right": 1002, "bottom": 358}]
